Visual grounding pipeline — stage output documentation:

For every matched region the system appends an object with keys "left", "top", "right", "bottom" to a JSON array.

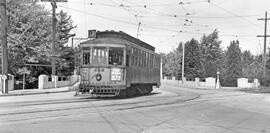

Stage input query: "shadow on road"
[{"left": 79, "top": 92, "right": 161, "bottom": 100}]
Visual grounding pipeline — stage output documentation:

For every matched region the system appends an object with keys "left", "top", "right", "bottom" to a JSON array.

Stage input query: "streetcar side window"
[
  {"left": 126, "top": 55, "right": 129, "bottom": 67},
  {"left": 143, "top": 51, "right": 146, "bottom": 67},
  {"left": 146, "top": 52, "right": 148, "bottom": 68},
  {"left": 83, "top": 50, "right": 91, "bottom": 65},
  {"left": 109, "top": 48, "right": 123, "bottom": 65}
]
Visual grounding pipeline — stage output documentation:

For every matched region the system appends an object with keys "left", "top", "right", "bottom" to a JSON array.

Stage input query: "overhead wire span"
[
  {"left": 186, "top": 14, "right": 262, "bottom": 19},
  {"left": 207, "top": 1, "right": 262, "bottom": 29},
  {"left": 58, "top": 4, "right": 258, "bottom": 39}
]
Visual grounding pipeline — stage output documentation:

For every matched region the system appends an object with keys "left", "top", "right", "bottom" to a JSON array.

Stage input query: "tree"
[
  {"left": 261, "top": 48, "right": 270, "bottom": 86},
  {"left": 160, "top": 42, "right": 184, "bottom": 79},
  {"left": 6, "top": 1, "right": 76, "bottom": 89},
  {"left": 266, "top": 48, "right": 270, "bottom": 70},
  {"left": 184, "top": 38, "right": 203, "bottom": 79},
  {"left": 7, "top": 0, "right": 51, "bottom": 74},
  {"left": 224, "top": 40, "right": 242, "bottom": 87},
  {"left": 174, "top": 42, "right": 184, "bottom": 79},
  {"left": 242, "top": 50, "right": 255, "bottom": 78},
  {"left": 55, "top": 10, "right": 76, "bottom": 75},
  {"left": 6, "top": 0, "right": 52, "bottom": 89},
  {"left": 200, "top": 29, "right": 223, "bottom": 78}
]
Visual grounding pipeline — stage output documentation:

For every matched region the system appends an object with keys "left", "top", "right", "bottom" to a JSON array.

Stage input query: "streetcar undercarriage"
[{"left": 77, "top": 83, "right": 154, "bottom": 97}]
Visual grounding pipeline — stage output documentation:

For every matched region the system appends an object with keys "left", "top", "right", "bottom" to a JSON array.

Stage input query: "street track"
[
  {"left": 0, "top": 86, "right": 253, "bottom": 127},
  {"left": 1, "top": 82, "right": 270, "bottom": 133},
  {"left": 0, "top": 88, "right": 199, "bottom": 125}
]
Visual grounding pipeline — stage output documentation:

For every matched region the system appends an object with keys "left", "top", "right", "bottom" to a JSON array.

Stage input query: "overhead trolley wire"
[
  {"left": 58, "top": 4, "right": 258, "bottom": 39},
  {"left": 208, "top": 1, "right": 262, "bottom": 29}
]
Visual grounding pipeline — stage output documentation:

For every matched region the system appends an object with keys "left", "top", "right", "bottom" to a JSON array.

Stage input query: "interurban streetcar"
[{"left": 77, "top": 30, "right": 161, "bottom": 97}]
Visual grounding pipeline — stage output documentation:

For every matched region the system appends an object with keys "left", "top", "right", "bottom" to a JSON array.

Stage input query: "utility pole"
[
  {"left": 0, "top": 0, "right": 8, "bottom": 93},
  {"left": 257, "top": 11, "right": 270, "bottom": 77},
  {"left": 41, "top": 0, "right": 67, "bottom": 76},
  {"left": 51, "top": 1, "right": 57, "bottom": 76},
  {"left": 181, "top": 43, "right": 185, "bottom": 84}
]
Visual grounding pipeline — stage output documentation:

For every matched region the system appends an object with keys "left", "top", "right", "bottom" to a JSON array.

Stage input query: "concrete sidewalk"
[{"left": 0, "top": 82, "right": 79, "bottom": 97}]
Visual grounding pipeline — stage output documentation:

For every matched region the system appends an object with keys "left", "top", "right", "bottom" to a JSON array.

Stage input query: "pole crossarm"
[
  {"left": 256, "top": 35, "right": 270, "bottom": 37},
  {"left": 258, "top": 18, "right": 270, "bottom": 20}
]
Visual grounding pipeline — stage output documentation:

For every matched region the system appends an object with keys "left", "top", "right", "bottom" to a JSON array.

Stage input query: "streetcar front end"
[{"left": 77, "top": 44, "right": 126, "bottom": 96}]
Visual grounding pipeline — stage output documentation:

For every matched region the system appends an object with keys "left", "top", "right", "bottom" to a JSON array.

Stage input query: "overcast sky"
[{"left": 46, "top": 0, "right": 270, "bottom": 54}]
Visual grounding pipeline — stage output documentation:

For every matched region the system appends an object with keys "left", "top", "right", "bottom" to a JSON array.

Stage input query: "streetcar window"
[
  {"left": 138, "top": 57, "right": 140, "bottom": 67},
  {"left": 92, "top": 47, "right": 107, "bottom": 65},
  {"left": 83, "top": 51, "right": 91, "bottom": 65},
  {"left": 141, "top": 57, "right": 143, "bottom": 67},
  {"left": 109, "top": 48, "right": 123, "bottom": 65},
  {"left": 126, "top": 55, "right": 129, "bottom": 67},
  {"left": 135, "top": 57, "right": 137, "bottom": 66},
  {"left": 145, "top": 52, "right": 148, "bottom": 67}
]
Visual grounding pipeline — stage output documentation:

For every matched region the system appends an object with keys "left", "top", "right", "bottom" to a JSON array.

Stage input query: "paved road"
[{"left": 0, "top": 81, "right": 270, "bottom": 133}]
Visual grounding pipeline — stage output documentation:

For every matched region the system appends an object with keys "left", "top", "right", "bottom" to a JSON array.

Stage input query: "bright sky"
[{"left": 45, "top": 0, "right": 270, "bottom": 54}]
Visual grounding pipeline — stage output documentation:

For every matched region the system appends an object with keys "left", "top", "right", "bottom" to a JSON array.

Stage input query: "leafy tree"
[
  {"left": 224, "top": 40, "right": 242, "bottom": 87},
  {"left": 55, "top": 10, "right": 76, "bottom": 75},
  {"left": 184, "top": 38, "right": 203, "bottom": 79},
  {"left": 160, "top": 52, "right": 176, "bottom": 78},
  {"left": 250, "top": 55, "right": 263, "bottom": 78},
  {"left": 160, "top": 42, "right": 184, "bottom": 79},
  {"left": 242, "top": 50, "right": 255, "bottom": 78},
  {"left": 200, "top": 29, "right": 223, "bottom": 78},
  {"left": 266, "top": 48, "right": 270, "bottom": 70},
  {"left": 164, "top": 51, "right": 179, "bottom": 77},
  {"left": 7, "top": 0, "right": 51, "bottom": 74},
  {"left": 174, "top": 42, "right": 184, "bottom": 79},
  {"left": 6, "top": 1, "right": 76, "bottom": 89},
  {"left": 261, "top": 49, "right": 270, "bottom": 86}
]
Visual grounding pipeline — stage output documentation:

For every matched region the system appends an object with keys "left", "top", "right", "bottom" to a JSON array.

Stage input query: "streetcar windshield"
[
  {"left": 82, "top": 47, "right": 108, "bottom": 65},
  {"left": 82, "top": 47, "right": 124, "bottom": 66},
  {"left": 92, "top": 47, "right": 107, "bottom": 65}
]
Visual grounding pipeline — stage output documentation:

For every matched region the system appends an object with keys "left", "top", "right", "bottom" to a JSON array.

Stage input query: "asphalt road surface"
[{"left": 1, "top": 81, "right": 270, "bottom": 133}]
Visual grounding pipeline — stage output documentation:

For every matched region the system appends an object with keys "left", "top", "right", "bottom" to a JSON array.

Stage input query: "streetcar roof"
[{"left": 80, "top": 30, "right": 155, "bottom": 51}]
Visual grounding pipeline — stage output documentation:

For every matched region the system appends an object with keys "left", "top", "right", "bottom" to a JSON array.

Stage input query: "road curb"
[
  {"left": 0, "top": 82, "right": 79, "bottom": 97},
  {"left": 0, "top": 90, "right": 72, "bottom": 97}
]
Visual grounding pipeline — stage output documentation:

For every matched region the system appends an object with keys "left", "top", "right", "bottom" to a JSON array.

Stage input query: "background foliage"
[
  {"left": 161, "top": 30, "right": 268, "bottom": 87},
  {"left": 5, "top": 0, "right": 76, "bottom": 89}
]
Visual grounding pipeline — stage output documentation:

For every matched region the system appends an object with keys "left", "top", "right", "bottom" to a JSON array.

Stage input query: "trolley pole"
[
  {"left": 257, "top": 11, "right": 270, "bottom": 77},
  {"left": 0, "top": 0, "right": 8, "bottom": 94},
  {"left": 136, "top": 22, "right": 141, "bottom": 38}
]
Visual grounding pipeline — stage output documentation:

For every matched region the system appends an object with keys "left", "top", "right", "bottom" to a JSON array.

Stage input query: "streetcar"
[{"left": 77, "top": 30, "right": 161, "bottom": 97}]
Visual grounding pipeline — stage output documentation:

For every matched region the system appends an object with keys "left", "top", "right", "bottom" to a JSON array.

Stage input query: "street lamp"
[{"left": 216, "top": 70, "right": 220, "bottom": 89}]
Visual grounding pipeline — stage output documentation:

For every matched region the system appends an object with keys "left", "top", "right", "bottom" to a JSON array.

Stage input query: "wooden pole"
[{"left": 0, "top": 0, "right": 8, "bottom": 93}]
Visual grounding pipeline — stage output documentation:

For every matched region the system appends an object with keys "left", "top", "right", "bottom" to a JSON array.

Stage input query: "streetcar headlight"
[
  {"left": 96, "top": 73, "right": 102, "bottom": 81},
  {"left": 111, "top": 68, "right": 122, "bottom": 81}
]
